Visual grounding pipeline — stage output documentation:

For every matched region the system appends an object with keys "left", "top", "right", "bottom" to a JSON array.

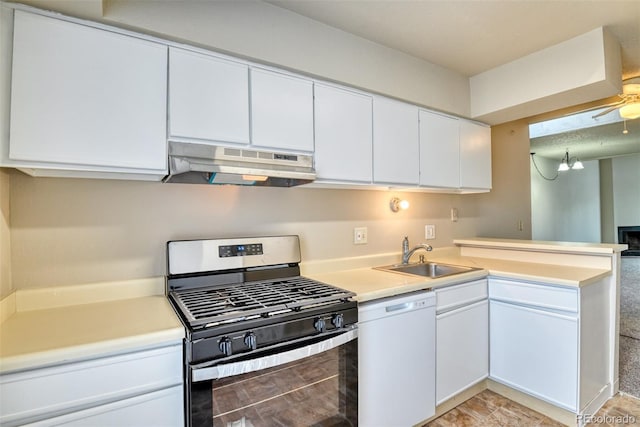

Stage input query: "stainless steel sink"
[{"left": 375, "top": 262, "right": 480, "bottom": 279}]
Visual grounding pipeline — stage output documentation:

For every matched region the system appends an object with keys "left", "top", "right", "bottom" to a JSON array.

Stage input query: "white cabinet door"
[
  {"left": 436, "top": 300, "right": 488, "bottom": 404},
  {"left": 372, "top": 97, "right": 419, "bottom": 185},
  {"left": 419, "top": 110, "right": 459, "bottom": 188},
  {"left": 27, "top": 387, "right": 184, "bottom": 427},
  {"left": 460, "top": 120, "right": 491, "bottom": 190},
  {"left": 9, "top": 11, "right": 167, "bottom": 173},
  {"left": 314, "top": 84, "right": 372, "bottom": 182},
  {"left": 0, "top": 345, "right": 183, "bottom": 426},
  {"left": 490, "top": 300, "right": 578, "bottom": 411},
  {"left": 250, "top": 68, "right": 314, "bottom": 152},
  {"left": 169, "top": 47, "right": 250, "bottom": 145}
]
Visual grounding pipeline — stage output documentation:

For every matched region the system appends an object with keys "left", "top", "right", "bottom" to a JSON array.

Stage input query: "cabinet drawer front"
[
  {"left": 489, "top": 278, "right": 578, "bottom": 312},
  {"left": 0, "top": 345, "right": 182, "bottom": 426},
  {"left": 25, "top": 387, "right": 184, "bottom": 427},
  {"left": 435, "top": 279, "right": 487, "bottom": 313}
]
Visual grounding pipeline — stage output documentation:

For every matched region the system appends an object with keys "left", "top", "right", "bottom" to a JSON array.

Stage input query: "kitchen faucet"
[{"left": 401, "top": 236, "right": 433, "bottom": 265}]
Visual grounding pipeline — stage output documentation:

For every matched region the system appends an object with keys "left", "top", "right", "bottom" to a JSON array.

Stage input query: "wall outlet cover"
[{"left": 354, "top": 227, "right": 368, "bottom": 245}]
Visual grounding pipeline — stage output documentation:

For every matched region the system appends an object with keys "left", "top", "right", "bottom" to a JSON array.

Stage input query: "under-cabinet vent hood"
[{"left": 164, "top": 141, "right": 316, "bottom": 187}]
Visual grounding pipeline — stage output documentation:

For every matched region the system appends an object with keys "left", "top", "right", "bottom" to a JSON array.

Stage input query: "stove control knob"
[
  {"left": 219, "top": 337, "right": 232, "bottom": 356},
  {"left": 332, "top": 313, "right": 344, "bottom": 329},
  {"left": 314, "top": 317, "right": 326, "bottom": 333},
  {"left": 244, "top": 332, "right": 257, "bottom": 350}
]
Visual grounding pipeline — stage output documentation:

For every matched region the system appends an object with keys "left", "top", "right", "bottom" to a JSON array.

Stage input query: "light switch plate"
[
  {"left": 451, "top": 208, "right": 459, "bottom": 222},
  {"left": 425, "top": 225, "right": 436, "bottom": 240}
]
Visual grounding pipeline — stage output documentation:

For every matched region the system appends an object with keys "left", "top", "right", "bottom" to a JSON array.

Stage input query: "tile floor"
[{"left": 425, "top": 390, "right": 640, "bottom": 427}]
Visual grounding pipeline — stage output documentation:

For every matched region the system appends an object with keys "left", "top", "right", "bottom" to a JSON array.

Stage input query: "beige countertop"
[
  {"left": 0, "top": 238, "right": 617, "bottom": 373},
  {"left": 306, "top": 246, "right": 612, "bottom": 302},
  {"left": 426, "top": 253, "right": 611, "bottom": 287},
  {"left": 454, "top": 237, "right": 627, "bottom": 254},
  {"left": 308, "top": 266, "right": 487, "bottom": 303},
  {"left": 0, "top": 278, "right": 184, "bottom": 374}
]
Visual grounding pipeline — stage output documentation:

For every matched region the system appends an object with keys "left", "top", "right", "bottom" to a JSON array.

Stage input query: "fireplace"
[{"left": 618, "top": 226, "right": 640, "bottom": 256}]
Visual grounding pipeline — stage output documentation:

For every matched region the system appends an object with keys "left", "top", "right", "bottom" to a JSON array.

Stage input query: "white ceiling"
[
  {"left": 266, "top": 0, "right": 640, "bottom": 160},
  {"left": 265, "top": 0, "right": 640, "bottom": 79}
]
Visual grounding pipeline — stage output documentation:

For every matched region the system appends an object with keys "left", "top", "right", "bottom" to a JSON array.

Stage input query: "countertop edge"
[
  {"left": 454, "top": 238, "right": 628, "bottom": 255},
  {"left": 0, "top": 327, "right": 185, "bottom": 374},
  {"left": 353, "top": 270, "right": 489, "bottom": 303},
  {"left": 485, "top": 268, "right": 611, "bottom": 288}
]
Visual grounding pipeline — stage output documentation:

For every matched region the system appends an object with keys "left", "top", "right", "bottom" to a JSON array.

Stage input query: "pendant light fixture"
[{"left": 557, "top": 150, "right": 584, "bottom": 172}]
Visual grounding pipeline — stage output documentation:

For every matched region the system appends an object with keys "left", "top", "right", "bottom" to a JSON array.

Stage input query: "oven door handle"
[{"left": 191, "top": 327, "right": 357, "bottom": 382}]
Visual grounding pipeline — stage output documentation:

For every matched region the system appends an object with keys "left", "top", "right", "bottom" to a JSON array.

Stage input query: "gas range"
[
  {"left": 166, "top": 235, "right": 357, "bottom": 364},
  {"left": 166, "top": 236, "right": 358, "bottom": 426}
]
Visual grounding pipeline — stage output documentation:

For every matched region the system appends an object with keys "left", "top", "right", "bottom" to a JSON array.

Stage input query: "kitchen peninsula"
[{"left": 304, "top": 237, "right": 626, "bottom": 426}]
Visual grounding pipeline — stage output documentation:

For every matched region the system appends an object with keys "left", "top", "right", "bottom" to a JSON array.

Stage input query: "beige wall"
[
  {"left": 10, "top": 176, "right": 483, "bottom": 289},
  {"left": 471, "top": 120, "right": 533, "bottom": 238},
  {"left": 15, "top": 0, "right": 470, "bottom": 117},
  {"left": 0, "top": 168, "right": 11, "bottom": 299}
]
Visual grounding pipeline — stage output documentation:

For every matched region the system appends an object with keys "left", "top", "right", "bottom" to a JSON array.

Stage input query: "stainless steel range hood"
[{"left": 164, "top": 141, "right": 316, "bottom": 187}]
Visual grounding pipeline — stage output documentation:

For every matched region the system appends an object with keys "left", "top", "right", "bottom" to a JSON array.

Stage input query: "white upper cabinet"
[
  {"left": 168, "top": 47, "right": 250, "bottom": 145},
  {"left": 460, "top": 120, "right": 492, "bottom": 190},
  {"left": 373, "top": 97, "right": 420, "bottom": 185},
  {"left": 314, "top": 84, "right": 372, "bottom": 183},
  {"left": 250, "top": 68, "right": 314, "bottom": 152},
  {"left": 9, "top": 11, "right": 168, "bottom": 176},
  {"left": 419, "top": 110, "right": 460, "bottom": 188}
]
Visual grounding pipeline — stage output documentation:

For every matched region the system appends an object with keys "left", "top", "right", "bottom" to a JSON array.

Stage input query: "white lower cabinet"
[
  {"left": 26, "top": 386, "right": 183, "bottom": 427},
  {"left": 490, "top": 299, "right": 578, "bottom": 410},
  {"left": 437, "top": 300, "right": 488, "bottom": 404},
  {"left": 435, "top": 279, "right": 488, "bottom": 405},
  {"left": 0, "top": 344, "right": 184, "bottom": 427},
  {"left": 489, "top": 277, "right": 610, "bottom": 416}
]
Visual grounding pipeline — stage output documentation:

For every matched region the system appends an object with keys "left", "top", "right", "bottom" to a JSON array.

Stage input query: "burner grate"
[{"left": 170, "top": 276, "right": 353, "bottom": 328}]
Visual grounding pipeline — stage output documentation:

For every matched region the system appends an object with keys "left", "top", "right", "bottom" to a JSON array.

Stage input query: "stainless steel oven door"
[{"left": 187, "top": 328, "right": 358, "bottom": 427}]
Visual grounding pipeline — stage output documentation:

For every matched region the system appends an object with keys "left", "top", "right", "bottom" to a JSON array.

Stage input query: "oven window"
[{"left": 202, "top": 339, "right": 357, "bottom": 427}]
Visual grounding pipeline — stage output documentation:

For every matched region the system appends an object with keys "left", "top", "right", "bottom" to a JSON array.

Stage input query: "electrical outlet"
[
  {"left": 353, "top": 227, "right": 368, "bottom": 245},
  {"left": 451, "top": 208, "right": 459, "bottom": 222},
  {"left": 517, "top": 220, "right": 524, "bottom": 231},
  {"left": 425, "top": 225, "right": 436, "bottom": 240}
]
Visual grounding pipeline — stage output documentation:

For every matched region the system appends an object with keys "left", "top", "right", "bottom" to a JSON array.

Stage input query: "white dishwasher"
[{"left": 358, "top": 290, "right": 436, "bottom": 427}]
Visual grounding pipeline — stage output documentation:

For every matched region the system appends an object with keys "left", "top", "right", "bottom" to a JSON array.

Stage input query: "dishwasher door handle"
[{"left": 385, "top": 302, "right": 411, "bottom": 312}]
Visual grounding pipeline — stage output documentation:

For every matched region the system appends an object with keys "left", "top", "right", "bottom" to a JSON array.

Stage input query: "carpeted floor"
[{"left": 620, "top": 257, "right": 640, "bottom": 398}]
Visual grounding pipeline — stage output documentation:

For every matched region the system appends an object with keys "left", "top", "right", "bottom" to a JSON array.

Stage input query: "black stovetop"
[{"left": 169, "top": 275, "right": 354, "bottom": 329}]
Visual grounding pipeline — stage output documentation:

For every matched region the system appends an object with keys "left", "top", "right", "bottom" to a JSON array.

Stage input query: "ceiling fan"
[{"left": 592, "top": 77, "right": 640, "bottom": 120}]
